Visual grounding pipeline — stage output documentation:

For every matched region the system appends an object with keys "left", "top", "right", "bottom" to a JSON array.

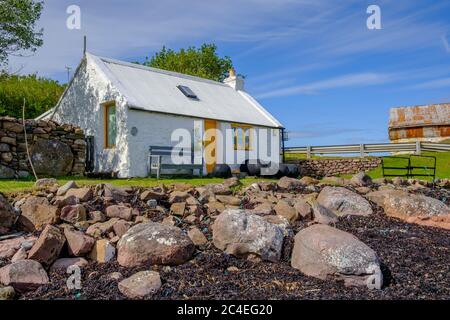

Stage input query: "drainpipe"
[{"left": 281, "top": 128, "right": 286, "bottom": 163}]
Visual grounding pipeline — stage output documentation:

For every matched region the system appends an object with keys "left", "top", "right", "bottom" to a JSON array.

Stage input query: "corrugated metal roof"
[
  {"left": 389, "top": 103, "right": 450, "bottom": 129},
  {"left": 88, "top": 53, "right": 283, "bottom": 128}
]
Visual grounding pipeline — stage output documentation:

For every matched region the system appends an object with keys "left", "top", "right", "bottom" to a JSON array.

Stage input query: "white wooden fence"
[{"left": 284, "top": 141, "right": 450, "bottom": 159}]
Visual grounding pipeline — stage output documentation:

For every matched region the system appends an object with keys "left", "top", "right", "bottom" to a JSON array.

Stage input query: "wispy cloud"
[
  {"left": 255, "top": 72, "right": 395, "bottom": 99},
  {"left": 410, "top": 77, "right": 450, "bottom": 90},
  {"left": 442, "top": 34, "right": 450, "bottom": 53}
]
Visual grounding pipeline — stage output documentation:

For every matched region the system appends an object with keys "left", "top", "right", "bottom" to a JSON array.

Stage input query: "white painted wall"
[
  {"left": 47, "top": 55, "right": 131, "bottom": 177},
  {"left": 126, "top": 109, "right": 281, "bottom": 177}
]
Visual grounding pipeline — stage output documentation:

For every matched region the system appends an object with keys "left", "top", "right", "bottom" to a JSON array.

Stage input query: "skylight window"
[{"left": 177, "top": 85, "right": 198, "bottom": 99}]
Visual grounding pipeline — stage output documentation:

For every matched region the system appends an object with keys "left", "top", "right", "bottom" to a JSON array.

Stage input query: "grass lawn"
[
  {"left": 365, "top": 151, "right": 450, "bottom": 180},
  {"left": 0, "top": 176, "right": 272, "bottom": 194}
]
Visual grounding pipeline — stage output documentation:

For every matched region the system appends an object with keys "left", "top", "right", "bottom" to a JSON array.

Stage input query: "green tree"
[
  {"left": 144, "top": 43, "right": 233, "bottom": 82},
  {"left": 0, "top": 0, "right": 44, "bottom": 65},
  {"left": 0, "top": 73, "right": 64, "bottom": 119}
]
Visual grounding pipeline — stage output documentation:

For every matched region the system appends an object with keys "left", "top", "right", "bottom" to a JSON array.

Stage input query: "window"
[
  {"left": 177, "top": 85, "right": 198, "bottom": 99},
  {"left": 104, "top": 102, "right": 117, "bottom": 149},
  {"left": 232, "top": 124, "right": 253, "bottom": 150}
]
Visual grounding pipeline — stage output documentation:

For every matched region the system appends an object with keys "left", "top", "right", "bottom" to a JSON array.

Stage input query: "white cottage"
[{"left": 38, "top": 53, "right": 284, "bottom": 178}]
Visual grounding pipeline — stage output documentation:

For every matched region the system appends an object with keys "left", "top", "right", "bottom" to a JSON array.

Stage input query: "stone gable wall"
[{"left": 0, "top": 116, "right": 86, "bottom": 178}]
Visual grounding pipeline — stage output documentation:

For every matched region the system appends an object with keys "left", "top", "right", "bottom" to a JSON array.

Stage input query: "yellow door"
[{"left": 204, "top": 120, "right": 217, "bottom": 173}]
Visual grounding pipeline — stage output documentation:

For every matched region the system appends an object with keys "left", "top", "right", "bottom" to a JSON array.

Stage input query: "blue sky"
[{"left": 9, "top": 0, "right": 450, "bottom": 147}]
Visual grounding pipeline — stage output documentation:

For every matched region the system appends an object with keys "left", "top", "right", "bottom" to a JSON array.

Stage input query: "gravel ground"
[{"left": 19, "top": 209, "right": 450, "bottom": 300}]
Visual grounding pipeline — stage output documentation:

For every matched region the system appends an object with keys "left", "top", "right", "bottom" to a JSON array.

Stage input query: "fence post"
[
  {"left": 360, "top": 144, "right": 365, "bottom": 158},
  {"left": 307, "top": 146, "right": 312, "bottom": 159},
  {"left": 415, "top": 141, "right": 421, "bottom": 155}
]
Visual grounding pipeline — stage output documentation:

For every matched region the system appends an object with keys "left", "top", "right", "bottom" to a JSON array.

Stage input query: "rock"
[
  {"left": 64, "top": 227, "right": 95, "bottom": 256},
  {"left": 30, "top": 140, "right": 74, "bottom": 176},
  {"left": 0, "top": 286, "right": 15, "bottom": 300},
  {"left": 204, "top": 183, "right": 232, "bottom": 195},
  {"left": 262, "top": 215, "right": 291, "bottom": 236},
  {"left": 18, "top": 196, "right": 59, "bottom": 231},
  {"left": 113, "top": 220, "right": 132, "bottom": 238},
  {"left": 223, "top": 177, "right": 241, "bottom": 188},
  {"left": 50, "top": 257, "right": 88, "bottom": 272},
  {"left": 117, "top": 222, "right": 195, "bottom": 267},
  {"left": 86, "top": 218, "right": 119, "bottom": 238},
  {"left": 104, "top": 184, "right": 130, "bottom": 202},
  {"left": 147, "top": 199, "right": 158, "bottom": 209},
  {"left": 311, "top": 201, "right": 339, "bottom": 225},
  {"left": 34, "top": 178, "right": 58, "bottom": 188},
  {"left": 366, "top": 190, "right": 450, "bottom": 229},
  {"left": 88, "top": 211, "right": 106, "bottom": 222},
  {"left": 170, "top": 202, "right": 186, "bottom": 217},
  {"left": 140, "top": 190, "right": 164, "bottom": 201},
  {"left": 351, "top": 172, "right": 372, "bottom": 187},
  {"left": 212, "top": 209, "right": 285, "bottom": 262},
  {"left": 274, "top": 200, "right": 298, "bottom": 223},
  {"left": 291, "top": 224, "right": 382, "bottom": 289},
  {"left": 60, "top": 204, "right": 86, "bottom": 224},
  {"left": 161, "top": 216, "right": 177, "bottom": 226},
  {"left": 0, "top": 193, "right": 17, "bottom": 233},
  {"left": 65, "top": 187, "right": 93, "bottom": 202},
  {"left": 0, "top": 236, "right": 37, "bottom": 259},
  {"left": 258, "top": 181, "right": 277, "bottom": 191},
  {"left": 89, "top": 239, "right": 116, "bottom": 263},
  {"left": 11, "top": 247, "right": 28, "bottom": 262},
  {"left": 0, "top": 260, "right": 49, "bottom": 292},
  {"left": 373, "top": 178, "right": 387, "bottom": 185},
  {"left": 293, "top": 198, "right": 312, "bottom": 219},
  {"left": 298, "top": 176, "right": 319, "bottom": 185},
  {"left": 251, "top": 201, "right": 273, "bottom": 215},
  {"left": 118, "top": 271, "right": 162, "bottom": 299},
  {"left": 57, "top": 180, "right": 78, "bottom": 196},
  {"left": 0, "top": 164, "right": 15, "bottom": 179},
  {"left": 106, "top": 205, "right": 132, "bottom": 221},
  {"left": 168, "top": 191, "right": 190, "bottom": 204},
  {"left": 205, "top": 201, "right": 225, "bottom": 214},
  {"left": 216, "top": 195, "right": 241, "bottom": 206},
  {"left": 320, "top": 176, "right": 345, "bottom": 186},
  {"left": 317, "top": 186, "right": 373, "bottom": 217},
  {"left": 52, "top": 194, "right": 79, "bottom": 208},
  {"left": 277, "top": 177, "right": 303, "bottom": 190},
  {"left": 188, "top": 227, "right": 208, "bottom": 246},
  {"left": 108, "top": 272, "right": 123, "bottom": 281},
  {"left": 392, "top": 177, "right": 405, "bottom": 186},
  {"left": 28, "top": 225, "right": 66, "bottom": 266}
]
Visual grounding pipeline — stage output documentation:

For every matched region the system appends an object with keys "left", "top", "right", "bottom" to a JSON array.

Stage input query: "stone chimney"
[{"left": 224, "top": 68, "right": 244, "bottom": 91}]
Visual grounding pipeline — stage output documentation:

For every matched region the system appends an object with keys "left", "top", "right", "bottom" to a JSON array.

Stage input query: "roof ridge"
[{"left": 87, "top": 52, "right": 228, "bottom": 87}]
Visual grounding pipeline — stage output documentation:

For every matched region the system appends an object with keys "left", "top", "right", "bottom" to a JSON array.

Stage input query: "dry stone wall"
[
  {"left": 0, "top": 116, "right": 85, "bottom": 178},
  {"left": 293, "top": 158, "right": 382, "bottom": 178}
]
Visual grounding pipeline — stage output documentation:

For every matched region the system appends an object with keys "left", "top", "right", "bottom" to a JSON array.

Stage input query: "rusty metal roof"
[{"left": 389, "top": 103, "right": 450, "bottom": 129}]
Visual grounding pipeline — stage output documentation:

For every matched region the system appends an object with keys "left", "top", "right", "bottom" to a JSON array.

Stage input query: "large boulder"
[
  {"left": 0, "top": 260, "right": 49, "bottom": 292},
  {"left": 117, "top": 222, "right": 195, "bottom": 267},
  {"left": 0, "top": 164, "right": 15, "bottom": 179},
  {"left": 291, "top": 224, "right": 382, "bottom": 289},
  {"left": 30, "top": 139, "right": 74, "bottom": 176},
  {"left": 18, "top": 196, "right": 60, "bottom": 232},
  {"left": 0, "top": 193, "right": 17, "bottom": 234},
  {"left": 317, "top": 186, "right": 373, "bottom": 217},
  {"left": 212, "top": 209, "right": 285, "bottom": 262},
  {"left": 366, "top": 190, "right": 450, "bottom": 229}
]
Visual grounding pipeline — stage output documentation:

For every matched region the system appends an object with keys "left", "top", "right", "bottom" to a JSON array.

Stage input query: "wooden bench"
[{"left": 148, "top": 146, "right": 203, "bottom": 178}]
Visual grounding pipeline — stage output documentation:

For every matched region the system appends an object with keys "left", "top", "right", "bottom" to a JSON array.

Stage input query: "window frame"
[
  {"left": 231, "top": 123, "right": 253, "bottom": 151},
  {"left": 103, "top": 101, "right": 117, "bottom": 149}
]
